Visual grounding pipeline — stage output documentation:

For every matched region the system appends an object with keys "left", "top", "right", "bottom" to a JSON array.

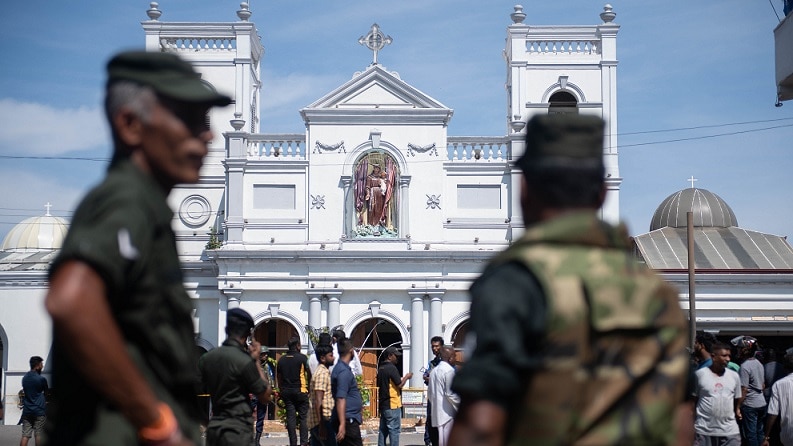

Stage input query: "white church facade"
[
  {"left": 160, "top": 2, "right": 622, "bottom": 386},
  {"left": 2, "top": 3, "right": 792, "bottom": 423}
]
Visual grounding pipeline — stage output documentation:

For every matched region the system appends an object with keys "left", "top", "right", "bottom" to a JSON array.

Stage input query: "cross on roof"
[
  {"left": 45, "top": 202, "right": 52, "bottom": 216},
  {"left": 687, "top": 176, "right": 698, "bottom": 189},
  {"left": 358, "top": 23, "right": 392, "bottom": 66}
]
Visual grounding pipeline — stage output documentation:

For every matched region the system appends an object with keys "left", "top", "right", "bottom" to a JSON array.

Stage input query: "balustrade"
[
  {"left": 234, "top": 134, "right": 509, "bottom": 162},
  {"left": 446, "top": 137, "right": 510, "bottom": 161},
  {"left": 247, "top": 134, "right": 306, "bottom": 159},
  {"left": 525, "top": 40, "right": 598, "bottom": 55},
  {"left": 160, "top": 37, "right": 237, "bottom": 52}
]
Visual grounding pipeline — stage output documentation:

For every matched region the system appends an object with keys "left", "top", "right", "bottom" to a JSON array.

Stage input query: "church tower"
[
  {"left": 505, "top": 4, "right": 621, "bottom": 223},
  {"left": 141, "top": 2, "right": 264, "bottom": 254}
]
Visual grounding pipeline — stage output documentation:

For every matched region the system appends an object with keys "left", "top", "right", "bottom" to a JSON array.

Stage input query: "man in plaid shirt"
[{"left": 309, "top": 344, "right": 336, "bottom": 446}]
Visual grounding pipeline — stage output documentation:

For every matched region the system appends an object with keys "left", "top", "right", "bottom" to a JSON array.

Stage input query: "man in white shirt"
[
  {"left": 332, "top": 329, "right": 363, "bottom": 376},
  {"left": 429, "top": 346, "right": 460, "bottom": 446},
  {"left": 763, "top": 347, "right": 793, "bottom": 446},
  {"left": 695, "top": 342, "right": 743, "bottom": 446}
]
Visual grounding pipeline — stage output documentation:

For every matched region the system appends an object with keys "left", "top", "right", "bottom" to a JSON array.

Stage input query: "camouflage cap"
[
  {"left": 107, "top": 50, "right": 232, "bottom": 106},
  {"left": 516, "top": 114, "right": 604, "bottom": 172}
]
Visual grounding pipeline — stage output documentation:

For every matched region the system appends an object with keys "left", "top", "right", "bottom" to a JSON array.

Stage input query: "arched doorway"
[
  {"left": 350, "top": 318, "right": 403, "bottom": 386},
  {"left": 253, "top": 318, "right": 300, "bottom": 359},
  {"left": 450, "top": 320, "right": 469, "bottom": 365}
]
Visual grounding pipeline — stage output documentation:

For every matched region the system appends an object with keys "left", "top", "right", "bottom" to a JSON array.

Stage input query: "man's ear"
[{"left": 112, "top": 108, "right": 145, "bottom": 147}]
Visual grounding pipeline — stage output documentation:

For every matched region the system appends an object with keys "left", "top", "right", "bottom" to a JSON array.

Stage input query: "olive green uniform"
[
  {"left": 453, "top": 211, "right": 689, "bottom": 445},
  {"left": 44, "top": 159, "right": 202, "bottom": 445},
  {"left": 199, "top": 338, "right": 269, "bottom": 446}
]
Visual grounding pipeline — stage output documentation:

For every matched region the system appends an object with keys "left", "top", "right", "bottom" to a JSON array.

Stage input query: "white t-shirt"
[
  {"left": 330, "top": 342, "right": 363, "bottom": 376},
  {"left": 694, "top": 367, "right": 742, "bottom": 436},
  {"left": 768, "top": 373, "right": 793, "bottom": 446}
]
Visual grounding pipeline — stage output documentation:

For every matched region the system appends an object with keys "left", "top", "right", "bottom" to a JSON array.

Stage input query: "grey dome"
[{"left": 650, "top": 188, "right": 737, "bottom": 231}]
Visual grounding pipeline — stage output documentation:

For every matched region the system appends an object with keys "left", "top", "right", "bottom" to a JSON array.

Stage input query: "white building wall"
[{"left": 0, "top": 284, "right": 51, "bottom": 425}]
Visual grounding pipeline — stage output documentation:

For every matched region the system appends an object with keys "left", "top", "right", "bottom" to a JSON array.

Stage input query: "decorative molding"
[
  {"left": 445, "top": 310, "right": 471, "bottom": 341},
  {"left": 314, "top": 140, "right": 345, "bottom": 154},
  {"left": 407, "top": 142, "right": 437, "bottom": 157},
  {"left": 251, "top": 308, "right": 308, "bottom": 347},
  {"left": 540, "top": 81, "right": 587, "bottom": 103},
  {"left": 310, "top": 194, "right": 326, "bottom": 210},
  {"left": 345, "top": 308, "right": 410, "bottom": 346},
  {"left": 178, "top": 194, "right": 211, "bottom": 227},
  {"left": 426, "top": 194, "right": 441, "bottom": 210}
]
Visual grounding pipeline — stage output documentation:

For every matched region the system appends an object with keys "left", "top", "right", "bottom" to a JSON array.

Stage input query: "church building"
[{"left": 2, "top": 3, "right": 791, "bottom": 423}]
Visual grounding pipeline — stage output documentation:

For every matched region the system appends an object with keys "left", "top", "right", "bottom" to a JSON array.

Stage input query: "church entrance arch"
[
  {"left": 352, "top": 152, "right": 400, "bottom": 238},
  {"left": 253, "top": 318, "right": 299, "bottom": 362},
  {"left": 450, "top": 320, "right": 469, "bottom": 365},
  {"left": 350, "top": 318, "right": 403, "bottom": 386}
]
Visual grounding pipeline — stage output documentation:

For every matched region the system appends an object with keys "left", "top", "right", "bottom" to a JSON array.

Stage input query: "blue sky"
[{"left": 1, "top": 1, "right": 791, "bottom": 242}]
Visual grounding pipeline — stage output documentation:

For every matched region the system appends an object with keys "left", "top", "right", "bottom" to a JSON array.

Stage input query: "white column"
[
  {"left": 224, "top": 131, "right": 248, "bottom": 242},
  {"left": 598, "top": 10, "right": 621, "bottom": 223},
  {"left": 307, "top": 293, "right": 322, "bottom": 329},
  {"left": 223, "top": 289, "right": 242, "bottom": 310},
  {"left": 399, "top": 176, "right": 411, "bottom": 237},
  {"left": 409, "top": 294, "right": 425, "bottom": 388},
  {"left": 327, "top": 295, "right": 340, "bottom": 329},
  {"left": 428, "top": 294, "right": 443, "bottom": 341},
  {"left": 341, "top": 176, "right": 352, "bottom": 237}
]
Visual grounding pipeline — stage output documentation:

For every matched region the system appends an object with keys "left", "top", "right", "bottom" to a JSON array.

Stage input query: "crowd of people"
[
  {"left": 26, "top": 48, "right": 793, "bottom": 446},
  {"left": 690, "top": 333, "right": 793, "bottom": 446}
]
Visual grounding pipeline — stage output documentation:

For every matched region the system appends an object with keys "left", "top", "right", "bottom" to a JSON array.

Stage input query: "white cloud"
[{"left": 0, "top": 98, "right": 107, "bottom": 156}]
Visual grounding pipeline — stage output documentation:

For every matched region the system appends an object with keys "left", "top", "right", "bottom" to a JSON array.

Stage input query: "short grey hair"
[{"left": 104, "top": 81, "right": 157, "bottom": 124}]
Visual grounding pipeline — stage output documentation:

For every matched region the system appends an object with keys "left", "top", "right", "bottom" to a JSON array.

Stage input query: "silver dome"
[{"left": 650, "top": 188, "right": 737, "bottom": 231}]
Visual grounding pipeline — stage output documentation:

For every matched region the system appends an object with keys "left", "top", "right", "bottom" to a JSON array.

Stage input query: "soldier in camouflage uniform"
[{"left": 448, "top": 114, "right": 690, "bottom": 445}]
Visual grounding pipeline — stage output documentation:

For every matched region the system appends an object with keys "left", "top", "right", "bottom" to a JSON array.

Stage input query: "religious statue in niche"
[{"left": 353, "top": 152, "right": 399, "bottom": 237}]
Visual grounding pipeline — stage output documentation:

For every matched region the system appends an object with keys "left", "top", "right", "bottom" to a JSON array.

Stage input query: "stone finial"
[
  {"left": 146, "top": 2, "right": 162, "bottom": 21},
  {"left": 600, "top": 4, "right": 616, "bottom": 23},
  {"left": 237, "top": 2, "right": 252, "bottom": 21},
  {"left": 510, "top": 5, "right": 526, "bottom": 24},
  {"left": 230, "top": 112, "right": 246, "bottom": 131}
]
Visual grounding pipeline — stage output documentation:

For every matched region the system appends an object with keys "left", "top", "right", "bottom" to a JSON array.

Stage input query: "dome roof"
[
  {"left": 650, "top": 188, "right": 737, "bottom": 231},
  {"left": 1, "top": 214, "right": 69, "bottom": 252}
]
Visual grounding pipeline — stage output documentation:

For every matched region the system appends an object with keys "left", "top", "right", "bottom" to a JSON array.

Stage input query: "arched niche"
[{"left": 341, "top": 139, "right": 411, "bottom": 239}]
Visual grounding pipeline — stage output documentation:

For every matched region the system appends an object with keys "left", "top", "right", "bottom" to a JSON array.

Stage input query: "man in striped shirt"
[
  {"left": 309, "top": 344, "right": 336, "bottom": 446},
  {"left": 764, "top": 347, "right": 793, "bottom": 446}
]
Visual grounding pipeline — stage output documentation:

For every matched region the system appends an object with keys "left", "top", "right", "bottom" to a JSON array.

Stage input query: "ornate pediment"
[{"left": 300, "top": 65, "right": 453, "bottom": 125}]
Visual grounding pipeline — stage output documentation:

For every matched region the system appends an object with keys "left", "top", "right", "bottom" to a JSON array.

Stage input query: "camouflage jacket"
[{"left": 495, "top": 211, "right": 688, "bottom": 445}]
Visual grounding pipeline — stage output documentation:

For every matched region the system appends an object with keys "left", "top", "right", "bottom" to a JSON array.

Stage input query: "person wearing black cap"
[
  {"left": 44, "top": 50, "right": 232, "bottom": 445},
  {"left": 449, "top": 114, "right": 689, "bottom": 445},
  {"left": 199, "top": 308, "right": 272, "bottom": 446},
  {"left": 377, "top": 346, "right": 413, "bottom": 446}
]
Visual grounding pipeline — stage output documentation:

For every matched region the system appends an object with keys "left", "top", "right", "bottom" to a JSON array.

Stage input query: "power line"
[
  {"left": 0, "top": 118, "right": 790, "bottom": 166},
  {"left": 616, "top": 117, "right": 793, "bottom": 136},
  {"left": 0, "top": 155, "right": 108, "bottom": 162},
  {"left": 618, "top": 123, "right": 793, "bottom": 149}
]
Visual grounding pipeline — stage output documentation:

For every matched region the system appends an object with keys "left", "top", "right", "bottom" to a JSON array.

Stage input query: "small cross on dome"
[{"left": 687, "top": 176, "right": 698, "bottom": 189}]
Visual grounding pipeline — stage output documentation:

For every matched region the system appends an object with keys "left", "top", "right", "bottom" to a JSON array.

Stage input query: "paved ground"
[{"left": 0, "top": 424, "right": 426, "bottom": 446}]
